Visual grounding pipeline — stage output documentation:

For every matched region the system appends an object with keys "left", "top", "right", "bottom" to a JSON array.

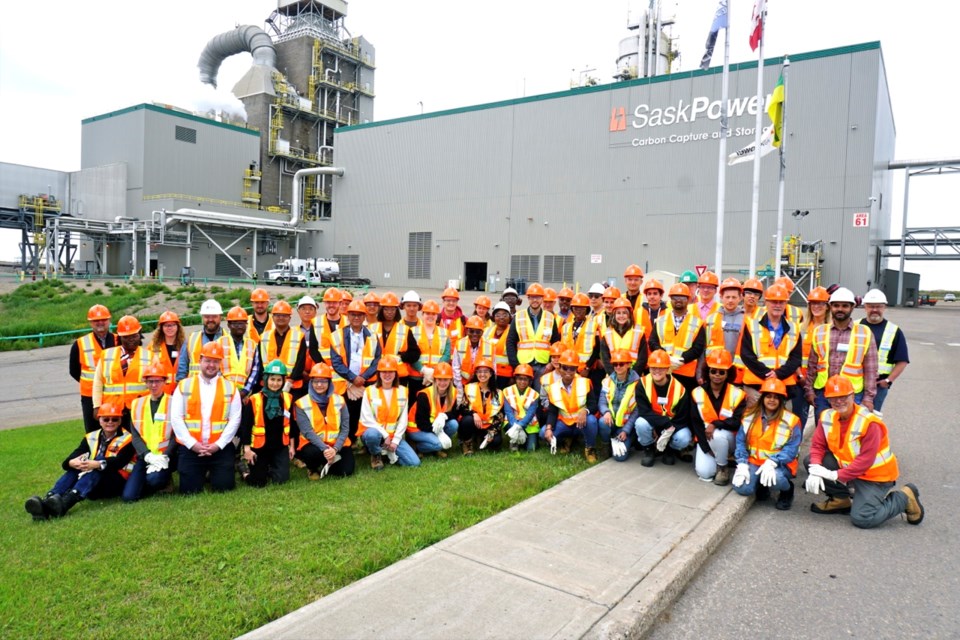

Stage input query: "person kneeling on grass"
[
  {"left": 503, "top": 364, "right": 540, "bottom": 452},
  {"left": 542, "top": 349, "right": 599, "bottom": 464},
  {"left": 406, "top": 362, "right": 461, "bottom": 459},
  {"left": 458, "top": 358, "right": 506, "bottom": 454},
  {"left": 122, "top": 361, "right": 175, "bottom": 502},
  {"left": 239, "top": 359, "right": 295, "bottom": 487},
  {"left": 731, "top": 377, "right": 801, "bottom": 510},
  {"left": 294, "top": 363, "right": 355, "bottom": 478},
  {"left": 25, "top": 401, "right": 135, "bottom": 520},
  {"left": 359, "top": 355, "right": 418, "bottom": 470},
  {"left": 599, "top": 349, "right": 641, "bottom": 462}
]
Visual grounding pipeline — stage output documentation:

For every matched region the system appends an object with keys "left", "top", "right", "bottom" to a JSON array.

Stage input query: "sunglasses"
[
  {"left": 708, "top": 368, "right": 728, "bottom": 375},
  {"left": 613, "top": 362, "right": 630, "bottom": 368},
  {"left": 101, "top": 417, "right": 121, "bottom": 423},
  {"left": 560, "top": 365, "right": 578, "bottom": 372},
  {"left": 587, "top": 293, "right": 602, "bottom": 299}
]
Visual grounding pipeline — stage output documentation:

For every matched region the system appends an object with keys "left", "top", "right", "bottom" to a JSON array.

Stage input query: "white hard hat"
[
  {"left": 588, "top": 282, "right": 606, "bottom": 295},
  {"left": 502, "top": 287, "right": 519, "bottom": 296},
  {"left": 492, "top": 301, "right": 512, "bottom": 314},
  {"left": 861, "top": 289, "right": 888, "bottom": 305},
  {"left": 400, "top": 290, "right": 422, "bottom": 305},
  {"left": 297, "top": 295, "right": 318, "bottom": 308},
  {"left": 200, "top": 299, "right": 223, "bottom": 315},
  {"left": 829, "top": 287, "right": 856, "bottom": 304}
]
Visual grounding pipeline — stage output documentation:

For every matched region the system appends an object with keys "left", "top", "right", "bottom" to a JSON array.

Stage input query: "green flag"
[{"left": 768, "top": 73, "right": 785, "bottom": 147}]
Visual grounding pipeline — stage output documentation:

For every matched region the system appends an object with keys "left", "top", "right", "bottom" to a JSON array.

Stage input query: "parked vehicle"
[
  {"left": 263, "top": 258, "right": 339, "bottom": 285},
  {"left": 918, "top": 294, "right": 937, "bottom": 306},
  {"left": 944, "top": 293, "right": 956, "bottom": 302}
]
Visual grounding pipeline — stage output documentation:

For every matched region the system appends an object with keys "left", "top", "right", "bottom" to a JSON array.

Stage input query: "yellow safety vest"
[
  {"left": 601, "top": 376, "right": 638, "bottom": 427},
  {"left": 223, "top": 336, "right": 257, "bottom": 386},
  {"left": 820, "top": 405, "right": 898, "bottom": 482},
  {"left": 130, "top": 394, "right": 172, "bottom": 454},
  {"left": 811, "top": 324, "right": 872, "bottom": 392},
  {"left": 855, "top": 319, "right": 898, "bottom": 377},
  {"left": 503, "top": 385, "right": 540, "bottom": 432},
  {"left": 248, "top": 391, "right": 292, "bottom": 448},
  {"left": 515, "top": 310, "right": 555, "bottom": 364},
  {"left": 100, "top": 346, "right": 151, "bottom": 408},
  {"left": 546, "top": 377, "right": 591, "bottom": 425}
]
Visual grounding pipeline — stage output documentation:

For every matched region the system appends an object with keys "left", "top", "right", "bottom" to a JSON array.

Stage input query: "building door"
[
  {"left": 464, "top": 262, "right": 487, "bottom": 291},
  {"left": 149, "top": 259, "right": 159, "bottom": 278}
]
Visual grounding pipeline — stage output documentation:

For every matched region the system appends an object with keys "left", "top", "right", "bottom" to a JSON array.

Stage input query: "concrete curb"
[{"left": 584, "top": 489, "right": 753, "bottom": 640}]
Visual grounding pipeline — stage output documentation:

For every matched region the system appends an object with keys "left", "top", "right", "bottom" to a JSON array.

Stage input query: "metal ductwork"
[
  {"left": 291, "top": 167, "right": 345, "bottom": 227},
  {"left": 198, "top": 25, "right": 277, "bottom": 95}
]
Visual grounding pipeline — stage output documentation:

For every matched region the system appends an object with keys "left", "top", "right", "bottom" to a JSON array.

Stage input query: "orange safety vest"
[
  {"left": 76, "top": 332, "right": 110, "bottom": 397},
  {"left": 130, "top": 394, "right": 172, "bottom": 454},
  {"left": 100, "top": 346, "right": 151, "bottom": 409},
  {"left": 604, "top": 325, "right": 644, "bottom": 363},
  {"left": 295, "top": 393, "right": 349, "bottom": 450},
  {"left": 329, "top": 328, "right": 379, "bottom": 394},
  {"left": 546, "top": 377, "right": 591, "bottom": 426},
  {"left": 463, "top": 383, "right": 504, "bottom": 428},
  {"left": 799, "top": 319, "right": 824, "bottom": 380},
  {"left": 358, "top": 385, "right": 408, "bottom": 436},
  {"left": 820, "top": 406, "right": 898, "bottom": 483},
  {"left": 223, "top": 336, "right": 258, "bottom": 387},
  {"left": 640, "top": 374, "right": 684, "bottom": 418},
  {"left": 455, "top": 336, "right": 483, "bottom": 384},
  {"left": 482, "top": 325, "right": 513, "bottom": 377},
  {"left": 633, "top": 305, "right": 653, "bottom": 339},
  {"left": 177, "top": 375, "right": 235, "bottom": 445},
  {"left": 743, "top": 316, "right": 800, "bottom": 386},
  {"left": 744, "top": 409, "right": 800, "bottom": 475},
  {"left": 85, "top": 429, "right": 135, "bottom": 479},
  {"left": 691, "top": 384, "right": 746, "bottom": 425},
  {"left": 406, "top": 387, "right": 458, "bottom": 433},
  {"left": 246, "top": 315, "right": 274, "bottom": 344},
  {"left": 514, "top": 310, "right": 555, "bottom": 364},
  {"left": 601, "top": 376, "right": 638, "bottom": 427},
  {"left": 186, "top": 332, "right": 232, "bottom": 376},
  {"left": 654, "top": 312, "right": 702, "bottom": 377},
  {"left": 371, "top": 321, "right": 411, "bottom": 377},
  {"left": 410, "top": 324, "right": 449, "bottom": 376},
  {"left": 259, "top": 328, "right": 304, "bottom": 389},
  {"left": 811, "top": 324, "right": 872, "bottom": 392},
  {"left": 503, "top": 385, "right": 540, "bottom": 432},
  {"left": 540, "top": 369, "right": 562, "bottom": 391},
  {"left": 704, "top": 311, "right": 746, "bottom": 384},
  {"left": 317, "top": 315, "right": 348, "bottom": 378},
  {"left": 248, "top": 391, "right": 292, "bottom": 448},
  {"left": 561, "top": 316, "right": 598, "bottom": 366}
]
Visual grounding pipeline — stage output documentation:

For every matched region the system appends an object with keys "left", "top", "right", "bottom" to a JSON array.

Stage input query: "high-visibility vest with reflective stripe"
[
  {"left": 481, "top": 326, "right": 513, "bottom": 377},
  {"left": 406, "top": 387, "right": 458, "bottom": 432},
  {"left": 820, "top": 405, "right": 898, "bottom": 483},
  {"left": 295, "top": 393, "right": 349, "bottom": 449},
  {"left": 786, "top": 304, "right": 804, "bottom": 327},
  {"left": 76, "top": 332, "right": 109, "bottom": 397},
  {"left": 130, "top": 394, "right": 172, "bottom": 454},
  {"left": 744, "top": 410, "right": 801, "bottom": 475},
  {"left": 640, "top": 375, "right": 684, "bottom": 418},
  {"left": 456, "top": 337, "right": 483, "bottom": 383},
  {"left": 464, "top": 383, "right": 504, "bottom": 428},
  {"left": 503, "top": 385, "right": 540, "bottom": 432},
  {"left": 855, "top": 319, "right": 899, "bottom": 377},
  {"left": 412, "top": 324, "right": 449, "bottom": 374},
  {"left": 223, "top": 337, "right": 257, "bottom": 386},
  {"left": 546, "top": 377, "right": 591, "bottom": 426},
  {"left": 246, "top": 315, "right": 273, "bottom": 344},
  {"left": 85, "top": 430, "right": 135, "bottom": 479},
  {"left": 259, "top": 328, "right": 304, "bottom": 387},
  {"left": 561, "top": 316, "right": 598, "bottom": 365},
  {"left": 515, "top": 310, "right": 555, "bottom": 364},
  {"left": 698, "top": 298, "right": 720, "bottom": 320},
  {"left": 601, "top": 376, "right": 638, "bottom": 427},
  {"left": 633, "top": 305, "right": 653, "bottom": 339},
  {"left": 655, "top": 312, "right": 702, "bottom": 377},
  {"left": 177, "top": 375, "right": 234, "bottom": 444},
  {"left": 329, "top": 329, "right": 379, "bottom": 394},
  {"left": 540, "top": 370, "right": 561, "bottom": 392},
  {"left": 370, "top": 321, "right": 411, "bottom": 377},
  {"left": 691, "top": 384, "right": 745, "bottom": 426},
  {"left": 147, "top": 343, "right": 179, "bottom": 395},
  {"left": 248, "top": 391, "right": 291, "bottom": 448},
  {"left": 317, "top": 316, "right": 348, "bottom": 382},
  {"left": 101, "top": 346, "right": 151, "bottom": 409},
  {"left": 605, "top": 325, "right": 644, "bottom": 363},
  {"left": 187, "top": 332, "right": 231, "bottom": 375},
  {"left": 358, "top": 385, "right": 407, "bottom": 436},
  {"left": 743, "top": 316, "right": 800, "bottom": 385},
  {"left": 704, "top": 311, "right": 746, "bottom": 383},
  {"left": 811, "top": 324, "right": 872, "bottom": 392}
]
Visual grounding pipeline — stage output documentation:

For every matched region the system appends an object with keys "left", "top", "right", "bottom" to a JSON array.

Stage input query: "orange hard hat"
[
  {"left": 421, "top": 300, "right": 441, "bottom": 314},
  {"left": 557, "top": 287, "right": 575, "bottom": 299},
  {"left": 474, "top": 295, "right": 492, "bottom": 309},
  {"left": 543, "top": 287, "right": 558, "bottom": 302},
  {"left": 807, "top": 286, "right": 830, "bottom": 303},
  {"left": 340, "top": 290, "right": 353, "bottom": 302},
  {"left": 611, "top": 298, "right": 632, "bottom": 312},
  {"left": 347, "top": 299, "right": 367, "bottom": 314},
  {"left": 558, "top": 349, "right": 580, "bottom": 368},
  {"left": 698, "top": 271, "right": 720, "bottom": 286},
  {"left": 549, "top": 342, "right": 567, "bottom": 356},
  {"left": 226, "top": 306, "right": 249, "bottom": 322},
  {"left": 322, "top": 288, "right": 342, "bottom": 303},
  {"left": 250, "top": 288, "right": 270, "bottom": 302},
  {"left": 363, "top": 292, "right": 380, "bottom": 304},
  {"left": 602, "top": 286, "right": 621, "bottom": 300},
  {"left": 642, "top": 279, "right": 665, "bottom": 294},
  {"left": 525, "top": 283, "right": 545, "bottom": 297},
  {"left": 514, "top": 363, "right": 535, "bottom": 378},
  {"left": 472, "top": 357, "right": 495, "bottom": 372},
  {"left": 158, "top": 310, "right": 180, "bottom": 325},
  {"left": 379, "top": 291, "right": 399, "bottom": 307},
  {"left": 824, "top": 375, "right": 855, "bottom": 398},
  {"left": 742, "top": 277, "right": 764, "bottom": 292},
  {"left": 464, "top": 315, "right": 486, "bottom": 331},
  {"left": 570, "top": 292, "right": 591, "bottom": 307},
  {"left": 705, "top": 349, "right": 733, "bottom": 370},
  {"left": 116, "top": 315, "right": 142, "bottom": 336},
  {"left": 647, "top": 349, "right": 672, "bottom": 368},
  {"left": 200, "top": 341, "right": 224, "bottom": 360},
  {"left": 719, "top": 277, "right": 743, "bottom": 293},
  {"left": 441, "top": 287, "right": 460, "bottom": 300},
  {"left": 377, "top": 355, "right": 399, "bottom": 372},
  {"left": 308, "top": 362, "right": 334, "bottom": 379},
  {"left": 141, "top": 361, "right": 169, "bottom": 380},
  {"left": 668, "top": 283, "right": 691, "bottom": 298},
  {"left": 764, "top": 284, "right": 790, "bottom": 302},
  {"left": 775, "top": 276, "right": 796, "bottom": 292},
  {"left": 759, "top": 377, "right": 787, "bottom": 397},
  {"left": 623, "top": 264, "right": 644, "bottom": 278},
  {"left": 433, "top": 362, "right": 454, "bottom": 379},
  {"left": 98, "top": 401, "right": 124, "bottom": 418},
  {"left": 272, "top": 300, "right": 293, "bottom": 315},
  {"left": 87, "top": 304, "right": 111, "bottom": 321},
  {"left": 610, "top": 349, "right": 633, "bottom": 364}
]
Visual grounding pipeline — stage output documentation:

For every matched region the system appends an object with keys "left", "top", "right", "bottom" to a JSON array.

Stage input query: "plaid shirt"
[{"left": 804, "top": 321, "right": 878, "bottom": 402}]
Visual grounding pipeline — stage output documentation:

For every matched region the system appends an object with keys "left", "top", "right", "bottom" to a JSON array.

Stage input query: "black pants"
[
  {"left": 406, "top": 376, "right": 426, "bottom": 399},
  {"left": 673, "top": 373, "right": 699, "bottom": 394},
  {"left": 299, "top": 443, "right": 356, "bottom": 477},
  {"left": 458, "top": 415, "right": 502, "bottom": 451},
  {"left": 245, "top": 445, "right": 290, "bottom": 487},
  {"left": 344, "top": 395, "right": 363, "bottom": 442},
  {"left": 81, "top": 395, "right": 98, "bottom": 433},
  {"left": 177, "top": 443, "right": 236, "bottom": 494}
]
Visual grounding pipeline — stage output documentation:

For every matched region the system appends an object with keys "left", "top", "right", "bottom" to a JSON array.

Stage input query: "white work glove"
[
  {"left": 655, "top": 426, "right": 676, "bottom": 452},
  {"left": 479, "top": 430, "right": 495, "bottom": 450},
  {"left": 385, "top": 448, "right": 399, "bottom": 464},
  {"left": 320, "top": 454, "right": 342, "bottom": 479},
  {"left": 669, "top": 356, "right": 684, "bottom": 371},
  {"left": 421, "top": 366, "right": 435, "bottom": 386},
  {"left": 437, "top": 431, "right": 453, "bottom": 449},
  {"left": 146, "top": 463, "right": 162, "bottom": 474},
  {"left": 432, "top": 413, "right": 448, "bottom": 434},
  {"left": 805, "top": 474, "right": 825, "bottom": 495},
  {"left": 549, "top": 436, "right": 558, "bottom": 455},
  {"left": 282, "top": 380, "right": 293, "bottom": 393},
  {"left": 144, "top": 452, "right": 169, "bottom": 469},
  {"left": 506, "top": 423, "right": 522, "bottom": 444},
  {"left": 757, "top": 458, "right": 778, "bottom": 487},
  {"left": 808, "top": 464, "right": 839, "bottom": 482},
  {"left": 611, "top": 439, "right": 627, "bottom": 458},
  {"left": 872, "top": 410, "right": 884, "bottom": 419},
  {"left": 731, "top": 463, "right": 750, "bottom": 487},
  {"left": 516, "top": 428, "right": 527, "bottom": 445}
]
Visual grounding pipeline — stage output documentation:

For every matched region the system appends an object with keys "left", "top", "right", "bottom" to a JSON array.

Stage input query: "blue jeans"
[
  {"left": 549, "top": 415, "right": 599, "bottom": 448},
  {"left": 694, "top": 430, "right": 736, "bottom": 479},
  {"left": 406, "top": 419, "right": 458, "bottom": 453},
  {"left": 596, "top": 419, "right": 612, "bottom": 445},
  {"left": 873, "top": 385, "right": 890, "bottom": 412},
  {"left": 813, "top": 389, "right": 864, "bottom": 423},
  {"left": 634, "top": 417, "right": 692, "bottom": 451},
  {"left": 52, "top": 468, "right": 102, "bottom": 499},
  {"left": 789, "top": 384, "right": 809, "bottom": 430},
  {"left": 610, "top": 427, "right": 633, "bottom": 461},
  {"left": 733, "top": 462, "right": 792, "bottom": 496},
  {"left": 525, "top": 428, "right": 538, "bottom": 452},
  {"left": 362, "top": 430, "right": 420, "bottom": 467},
  {"left": 122, "top": 458, "right": 172, "bottom": 502}
]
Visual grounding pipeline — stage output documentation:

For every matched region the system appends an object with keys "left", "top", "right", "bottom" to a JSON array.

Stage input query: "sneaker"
[
  {"left": 25, "top": 496, "right": 48, "bottom": 521},
  {"left": 559, "top": 438, "right": 573, "bottom": 455},
  {"left": 810, "top": 496, "right": 852, "bottom": 514},
  {"left": 370, "top": 454, "right": 384, "bottom": 471},
  {"left": 661, "top": 449, "right": 676, "bottom": 465},
  {"left": 901, "top": 483, "right": 924, "bottom": 525},
  {"left": 775, "top": 480, "right": 795, "bottom": 511},
  {"left": 640, "top": 448, "right": 655, "bottom": 467},
  {"left": 698, "top": 475, "right": 715, "bottom": 483},
  {"left": 713, "top": 466, "right": 731, "bottom": 486},
  {"left": 584, "top": 447, "right": 598, "bottom": 464}
]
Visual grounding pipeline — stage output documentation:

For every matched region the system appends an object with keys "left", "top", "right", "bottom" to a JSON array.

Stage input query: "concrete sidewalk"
[{"left": 240, "top": 458, "right": 751, "bottom": 640}]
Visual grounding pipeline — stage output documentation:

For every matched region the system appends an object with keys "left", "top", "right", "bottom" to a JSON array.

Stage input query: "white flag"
[{"left": 728, "top": 126, "right": 775, "bottom": 166}]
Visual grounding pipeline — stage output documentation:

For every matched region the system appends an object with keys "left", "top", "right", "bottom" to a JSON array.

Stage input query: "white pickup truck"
[{"left": 263, "top": 258, "right": 339, "bottom": 286}]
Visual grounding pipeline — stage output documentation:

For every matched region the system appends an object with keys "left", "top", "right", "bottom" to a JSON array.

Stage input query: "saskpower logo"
[
  {"left": 609, "top": 107, "right": 627, "bottom": 132},
  {"left": 610, "top": 95, "right": 768, "bottom": 146}
]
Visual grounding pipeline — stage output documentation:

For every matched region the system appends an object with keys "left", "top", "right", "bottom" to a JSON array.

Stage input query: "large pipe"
[
  {"left": 198, "top": 25, "right": 276, "bottom": 88},
  {"left": 291, "top": 167, "right": 345, "bottom": 226}
]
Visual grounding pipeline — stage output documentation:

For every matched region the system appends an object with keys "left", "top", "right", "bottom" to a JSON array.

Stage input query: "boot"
[
  {"left": 584, "top": 447, "right": 598, "bottom": 464},
  {"left": 370, "top": 454, "right": 384, "bottom": 471},
  {"left": 48, "top": 491, "right": 81, "bottom": 518},
  {"left": 25, "top": 495, "right": 49, "bottom": 521},
  {"left": 661, "top": 448, "right": 676, "bottom": 466},
  {"left": 810, "top": 496, "right": 852, "bottom": 514},
  {"left": 461, "top": 438, "right": 475, "bottom": 456},
  {"left": 775, "top": 480, "right": 795, "bottom": 511},
  {"left": 640, "top": 447, "right": 655, "bottom": 467},
  {"left": 901, "top": 483, "right": 924, "bottom": 525},
  {"left": 713, "top": 466, "right": 731, "bottom": 486},
  {"left": 755, "top": 485, "right": 770, "bottom": 502},
  {"left": 558, "top": 438, "right": 573, "bottom": 455}
]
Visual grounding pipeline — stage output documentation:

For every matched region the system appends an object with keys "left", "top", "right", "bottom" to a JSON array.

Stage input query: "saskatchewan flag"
[{"left": 768, "top": 73, "right": 785, "bottom": 147}]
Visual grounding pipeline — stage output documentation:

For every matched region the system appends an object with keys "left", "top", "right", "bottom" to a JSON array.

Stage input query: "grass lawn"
[{"left": 0, "top": 420, "right": 588, "bottom": 639}]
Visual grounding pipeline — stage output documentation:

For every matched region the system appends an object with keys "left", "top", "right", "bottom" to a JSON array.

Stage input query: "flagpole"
[
  {"left": 747, "top": 7, "right": 765, "bottom": 279},
  {"left": 714, "top": 1, "right": 731, "bottom": 276},
  {"left": 773, "top": 57, "right": 791, "bottom": 280}
]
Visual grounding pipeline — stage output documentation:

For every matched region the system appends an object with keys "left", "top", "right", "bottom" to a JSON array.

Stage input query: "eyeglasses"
[
  {"left": 560, "top": 365, "right": 578, "bottom": 372},
  {"left": 145, "top": 378, "right": 166, "bottom": 384},
  {"left": 743, "top": 290, "right": 761, "bottom": 296},
  {"left": 100, "top": 417, "right": 121, "bottom": 423},
  {"left": 613, "top": 362, "right": 630, "bottom": 368},
  {"left": 587, "top": 293, "right": 602, "bottom": 299},
  {"left": 827, "top": 396, "right": 852, "bottom": 405},
  {"left": 708, "top": 368, "right": 728, "bottom": 376}
]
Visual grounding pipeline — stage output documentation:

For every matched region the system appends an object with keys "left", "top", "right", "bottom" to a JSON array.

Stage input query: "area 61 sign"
[{"left": 853, "top": 212, "right": 869, "bottom": 227}]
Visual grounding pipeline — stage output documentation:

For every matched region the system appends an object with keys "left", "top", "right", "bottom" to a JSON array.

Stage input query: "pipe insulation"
[{"left": 198, "top": 25, "right": 277, "bottom": 88}]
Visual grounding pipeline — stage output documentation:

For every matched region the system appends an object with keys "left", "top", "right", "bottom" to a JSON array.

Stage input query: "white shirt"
[
  {"left": 170, "top": 373, "right": 242, "bottom": 450},
  {"left": 348, "top": 329, "right": 364, "bottom": 377}
]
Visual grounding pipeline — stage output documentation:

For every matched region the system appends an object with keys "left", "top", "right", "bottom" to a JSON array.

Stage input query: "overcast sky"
[{"left": 1, "top": 0, "right": 956, "bottom": 287}]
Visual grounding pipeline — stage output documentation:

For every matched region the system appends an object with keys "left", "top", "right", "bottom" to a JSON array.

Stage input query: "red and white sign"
[
  {"left": 590, "top": 254, "right": 602, "bottom": 264},
  {"left": 695, "top": 264, "right": 708, "bottom": 277},
  {"left": 853, "top": 212, "right": 870, "bottom": 227}
]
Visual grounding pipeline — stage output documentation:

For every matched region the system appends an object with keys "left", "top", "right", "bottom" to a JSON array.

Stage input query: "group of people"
[{"left": 27, "top": 265, "right": 924, "bottom": 530}]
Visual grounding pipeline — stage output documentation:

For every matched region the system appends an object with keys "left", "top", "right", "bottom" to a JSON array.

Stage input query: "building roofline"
[{"left": 82, "top": 103, "right": 260, "bottom": 137}]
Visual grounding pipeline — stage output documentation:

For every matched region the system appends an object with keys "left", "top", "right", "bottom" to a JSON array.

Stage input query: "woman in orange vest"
[
  {"left": 473, "top": 295, "right": 493, "bottom": 327},
  {"left": 793, "top": 286, "right": 831, "bottom": 428},
  {"left": 454, "top": 315, "right": 486, "bottom": 393},
  {"left": 363, "top": 292, "right": 381, "bottom": 326},
  {"left": 482, "top": 302, "right": 514, "bottom": 388},
  {"left": 503, "top": 364, "right": 540, "bottom": 452},
  {"left": 634, "top": 349, "right": 692, "bottom": 466},
  {"left": 122, "top": 362, "right": 175, "bottom": 502},
  {"left": 600, "top": 298, "right": 648, "bottom": 375},
  {"left": 689, "top": 350, "right": 747, "bottom": 486},
  {"left": 406, "top": 362, "right": 461, "bottom": 458},
  {"left": 732, "top": 377, "right": 801, "bottom": 510},
  {"left": 458, "top": 358, "right": 504, "bottom": 454},
  {"left": 239, "top": 359, "right": 295, "bottom": 487},
  {"left": 294, "top": 363, "right": 354, "bottom": 478},
  {"left": 369, "top": 292, "right": 421, "bottom": 388},
  {"left": 147, "top": 311, "right": 185, "bottom": 395},
  {"left": 358, "top": 356, "right": 418, "bottom": 470}
]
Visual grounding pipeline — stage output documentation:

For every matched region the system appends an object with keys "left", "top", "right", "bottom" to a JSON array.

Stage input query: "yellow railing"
[{"left": 142, "top": 193, "right": 287, "bottom": 213}]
